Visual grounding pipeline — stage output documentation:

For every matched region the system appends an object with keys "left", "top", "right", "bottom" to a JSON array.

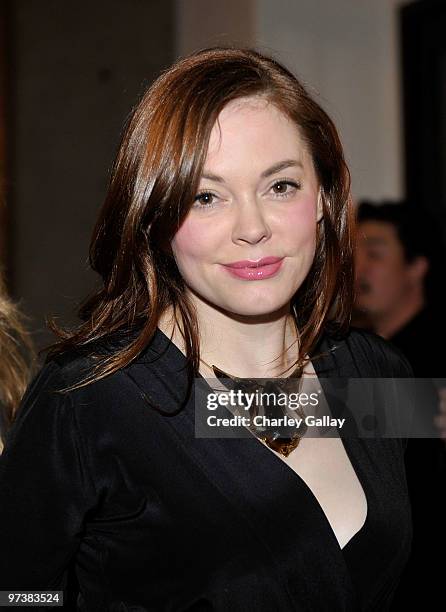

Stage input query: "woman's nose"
[{"left": 231, "top": 196, "right": 272, "bottom": 244}]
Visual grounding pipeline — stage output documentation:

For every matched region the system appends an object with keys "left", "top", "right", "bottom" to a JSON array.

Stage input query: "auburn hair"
[{"left": 47, "top": 46, "right": 355, "bottom": 406}]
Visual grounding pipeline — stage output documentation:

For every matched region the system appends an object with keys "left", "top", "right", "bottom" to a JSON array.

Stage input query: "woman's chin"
[{"left": 219, "top": 300, "right": 292, "bottom": 320}]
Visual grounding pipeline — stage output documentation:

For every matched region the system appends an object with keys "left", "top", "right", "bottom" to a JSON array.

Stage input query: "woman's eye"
[
  {"left": 270, "top": 180, "right": 300, "bottom": 198},
  {"left": 193, "top": 191, "right": 217, "bottom": 208},
  {"left": 192, "top": 180, "right": 300, "bottom": 209}
]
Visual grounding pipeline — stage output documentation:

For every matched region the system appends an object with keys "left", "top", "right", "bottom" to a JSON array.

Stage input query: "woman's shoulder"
[
  {"left": 343, "top": 326, "right": 413, "bottom": 373},
  {"left": 13, "top": 350, "right": 131, "bottom": 432},
  {"left": 15, "top": 334, "right": 142, "bottom": 425},
  {"left": 2, "top": 347, "right": 149, "bottom": 454},
  {"left": 33, "top": 329, "right": 181, "bottom": 418},
  {"left": 41, "top": 347, "right": 124, "bottom": 396},
  {"left": 41, "top": 328, "right": 146, "bottom": 392},
  {"left": 316, "top": 325, "right": 414, "bottom": 377}
]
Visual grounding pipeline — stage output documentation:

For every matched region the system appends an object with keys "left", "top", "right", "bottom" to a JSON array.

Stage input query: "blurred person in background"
[
  {"left": 0, "top": 272, "right": 34, "bottom": 453},
  {"left": 354, "top": 200, "right": 446, "bottom": 610},
  {"left": 354, "top": 201, "right": 445, "bottom": 376}
]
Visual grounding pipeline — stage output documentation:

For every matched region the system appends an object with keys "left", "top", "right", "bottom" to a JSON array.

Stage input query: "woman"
[
  {"left": 0, "top": 273, "right": 34, "bottom": 453},
  {"left": 0, "top": 47, "right": 412, "bottom": 611}
]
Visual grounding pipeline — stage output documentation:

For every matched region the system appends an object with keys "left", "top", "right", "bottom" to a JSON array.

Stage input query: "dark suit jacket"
[
  {"left": 0, "top": 326, "right": 413, "bottom": 611},
  {"left": 386, "top": 307, "right": 446, "bottom": 610}
]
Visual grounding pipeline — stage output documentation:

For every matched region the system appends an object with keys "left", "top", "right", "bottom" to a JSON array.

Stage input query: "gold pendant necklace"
[{"left": 199, "top": 357, "right": 307, "bottom": 457}]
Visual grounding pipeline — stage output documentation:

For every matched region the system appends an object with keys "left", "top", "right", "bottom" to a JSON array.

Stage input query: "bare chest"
[{"left": 261, "top": 436, "right": 368, "bottom": 550}]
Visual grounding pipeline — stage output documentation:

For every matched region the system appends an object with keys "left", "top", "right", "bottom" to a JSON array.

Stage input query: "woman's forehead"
[{"left": 205, "top": 97, "right": 312, "bottom": 173}]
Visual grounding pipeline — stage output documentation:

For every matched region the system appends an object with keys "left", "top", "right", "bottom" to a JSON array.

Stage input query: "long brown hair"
[
  {"left": 0, "top": 273, "right": 35, "bottom": 446},
  {"left": 47, "top": 46, "right": 355, "bottom": 403}
]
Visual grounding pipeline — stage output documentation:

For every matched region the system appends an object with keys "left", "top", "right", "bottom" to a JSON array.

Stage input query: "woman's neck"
[{"left": 157, "top": 300, "right": 299, "bottom": 379}]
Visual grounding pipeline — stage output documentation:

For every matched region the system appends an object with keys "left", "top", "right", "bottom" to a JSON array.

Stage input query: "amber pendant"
[
  {"left": 211, "top": 364, "right": 306, "bottom": 457},
  {"left": 260, "top": 434, "right": 303, "bottom": 457}
]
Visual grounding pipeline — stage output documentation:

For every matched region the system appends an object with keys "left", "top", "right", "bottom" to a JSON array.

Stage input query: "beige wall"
[
  {"left": 176, "top": 0, "right": 408, "bottom": 201},
  {"left": 176, "top": 0, "right": 256, "bottom": 56}
]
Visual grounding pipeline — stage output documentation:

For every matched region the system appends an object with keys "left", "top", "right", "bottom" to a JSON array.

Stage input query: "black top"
[
  {"left": 388, "top": 306, "right": 445, "bottom": 378},
  {"left": 0, "top": 326, "right": 413, "bottom": 611},
  {"left": 384, "top": 307, "right": 446, "bottom": 610}
]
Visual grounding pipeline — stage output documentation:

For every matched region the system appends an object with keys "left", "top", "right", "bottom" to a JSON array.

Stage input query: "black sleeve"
[
  {"left": 0, "top": 361, "right": 98, "bottom": 592},
  {"left": 347, "top": 328, "right": 415, "bottom": 452},
  {"left": 383, "top": 341, "right": 414, "bottom": 453}
]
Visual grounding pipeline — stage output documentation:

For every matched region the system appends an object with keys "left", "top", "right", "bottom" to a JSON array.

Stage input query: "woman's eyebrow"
[{"left": 201, "top": 159, "right": 303, "bottom": 183}]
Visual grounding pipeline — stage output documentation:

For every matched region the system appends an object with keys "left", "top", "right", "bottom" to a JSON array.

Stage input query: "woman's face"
[{"left": 171, "top": 96, "right": 322, "bottom": 318}]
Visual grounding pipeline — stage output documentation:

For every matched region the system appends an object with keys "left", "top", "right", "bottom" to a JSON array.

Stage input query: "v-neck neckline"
[{"left": 149, "top": 325, "right": 370, "bottom": 555}]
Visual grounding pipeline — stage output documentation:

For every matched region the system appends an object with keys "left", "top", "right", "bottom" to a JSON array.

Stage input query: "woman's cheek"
[
  {"left": 172, "top": 219, "right": 216, "bottom": 267},
  {"left": 278, "top": 196, "right": 318, "bottom": 244}
]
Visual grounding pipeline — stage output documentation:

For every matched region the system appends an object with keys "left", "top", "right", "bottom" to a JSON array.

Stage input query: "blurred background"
[{"left": 0, "top": 0, "right": 445, "bottom": 349}]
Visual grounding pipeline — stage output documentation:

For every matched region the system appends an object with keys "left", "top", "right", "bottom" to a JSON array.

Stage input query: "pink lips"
[{"left": 222, "top": 256, "right": 284, "bottom": 280}]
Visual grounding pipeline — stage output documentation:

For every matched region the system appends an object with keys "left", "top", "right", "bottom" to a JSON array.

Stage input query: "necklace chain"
[
  {"left": 196, "top": 313, "right": 304, "bottom": 457},
  {"left": 198, "top": 355, "right": 305, "bottom": 458},
  {"left": 198, "top": 355, "right": 303, "bottom": 378}
]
